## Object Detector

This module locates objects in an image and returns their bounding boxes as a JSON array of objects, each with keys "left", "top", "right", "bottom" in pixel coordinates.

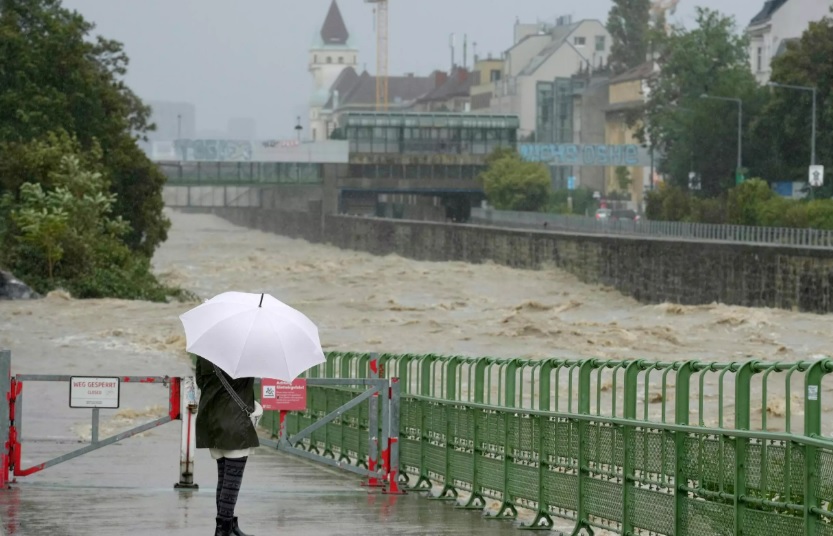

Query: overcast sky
[{"left": 61, "top": 0, "right": 763, "bottom": 139}]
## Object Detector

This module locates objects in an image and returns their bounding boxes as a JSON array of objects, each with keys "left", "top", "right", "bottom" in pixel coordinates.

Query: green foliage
[
  {"left": 0, "top": 138, "right": 180, "bottom": 301},
  {"left": 751, "top": 14, "right": 833, "bottom": 191},
  {"left": 660, "top": 185, "right": 691, "bottom": 221},
  {"left": 644, "top": 188, "right": 664, "bottom": 220},
  {"left": 688, "top": 196, "right": 727, "bottom": 224},
  {"left": 0, "top": 0, "right": 182, "bottom": 302},
  {"left": 547, "top": 188, "right": 598, "bottom": 215},
  {"left": 646, "top": 178, "right": 833, "bottom": 230},
  {"left": 479, "top": 149, "right": 551, "bottom": 212},
  {"left": 0, "top": 0, "right": 170, "bottom": 255},
  {"left": 606, "top": 0, "right": 652, "bottom": 74},
  {"left": 726, "top": 178, "right": 774, "bottom": 225},
  {"left": 615, "top": 166, "right": 632, "bottom": 191},
  {"left": 640, "top": 8, "right": 762, "bottom": 197}
]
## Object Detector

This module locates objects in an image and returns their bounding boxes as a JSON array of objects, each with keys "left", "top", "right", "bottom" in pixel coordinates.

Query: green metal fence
[{"left": 260, "top": 352, "right": 833, "bottom": 535}]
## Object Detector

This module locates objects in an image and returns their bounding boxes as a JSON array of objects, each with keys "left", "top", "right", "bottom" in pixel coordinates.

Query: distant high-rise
[{"left": 146, "top": 101, "right": 196, "bottom": 140}]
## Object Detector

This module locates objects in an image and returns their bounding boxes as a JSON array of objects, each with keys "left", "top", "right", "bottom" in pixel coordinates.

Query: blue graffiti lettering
[
  {"left": 173, "top": 139, "right": 253, "bottom": 162},
  {"left": 609, "top": 145, "right": 623, "bottom": 165},
  {"left": 564, "top": 144, "right": 579, "bottom": 165},
  {"left": 624, "top": 145, "right": 639, "bottom": 166},
  {"left": 519, "top": 143, "right": 644, "bottom": 166}
]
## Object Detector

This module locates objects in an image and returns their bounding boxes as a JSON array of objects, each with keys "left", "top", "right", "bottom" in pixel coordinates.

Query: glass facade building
[
  {"left": 333, "top": 112, "right": 519, "bottom": 155},
  {"left": 535, "top": 77, "right": 587, "bottom": 188},
  {"left": 158, "top": 161, "right": 323, "bottom": 185}
]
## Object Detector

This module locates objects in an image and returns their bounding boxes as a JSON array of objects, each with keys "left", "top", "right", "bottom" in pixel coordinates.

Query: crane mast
[{"left": 366, "top": 0, "right": 389, "bottom": 111}]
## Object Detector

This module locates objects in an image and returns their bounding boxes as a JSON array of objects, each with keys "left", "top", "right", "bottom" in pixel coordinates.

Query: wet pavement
[{"left": 0, "top": 385, "right": 527, "bottom": 536}]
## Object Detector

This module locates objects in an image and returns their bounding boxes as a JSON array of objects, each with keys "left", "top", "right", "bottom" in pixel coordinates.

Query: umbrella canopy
[{"left": 179, "top": 291, "right": 326, "bottom": 381}]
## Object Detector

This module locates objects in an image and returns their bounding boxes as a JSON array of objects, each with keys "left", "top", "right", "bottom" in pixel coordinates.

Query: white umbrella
[{"left": 179, "top": 291, "right": 326, "bottom": 381}]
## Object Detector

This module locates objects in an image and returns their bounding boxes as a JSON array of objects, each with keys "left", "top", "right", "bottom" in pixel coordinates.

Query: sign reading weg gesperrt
[{"left": 70, "top": 377, "right": 120, "bottom": 409}]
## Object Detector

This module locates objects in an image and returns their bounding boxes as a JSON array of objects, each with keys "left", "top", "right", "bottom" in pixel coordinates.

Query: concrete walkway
[{"left": 0, "top": 402, "right": 524, "bottom": 535}]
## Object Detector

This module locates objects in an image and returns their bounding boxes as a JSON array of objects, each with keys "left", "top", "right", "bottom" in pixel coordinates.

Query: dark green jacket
[{"left": 195, "top": 356, "right": 260, "bottom": 450}]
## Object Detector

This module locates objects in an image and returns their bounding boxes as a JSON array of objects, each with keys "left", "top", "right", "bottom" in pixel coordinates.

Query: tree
[
  {"left": 615, "top": 166, "right": 633, "bottom": 191},
  {"left": 0, "top": 143, "right": 178, "bottom": 300},
  {"left": 639, "top": 8, "right": 763, "bottom": 197},
  {"left": 9, "top": 184, "right": 70, "bottom": 281},
  {"left": 0, "top": 0, "right": 169, "bottom": 256},
  {"left": 607, "top": 0, "right": 652, "bottom": 74},
  {"left": 479, "top": 149, "right": 551, "bottom": 212},
  {"left": 750, "top": 14, "right": 833, "bottom": 196}
]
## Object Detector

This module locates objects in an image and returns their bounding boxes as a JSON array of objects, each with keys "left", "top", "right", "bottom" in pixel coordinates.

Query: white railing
[{"left": 470, "top": 208, "right": 833, "bottom": 248}]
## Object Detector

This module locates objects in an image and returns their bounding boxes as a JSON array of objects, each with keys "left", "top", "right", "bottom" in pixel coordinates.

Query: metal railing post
[
  {"left": 0, "top": 350, "right": 10, "bottom": 489},
  {"left": 363, "top": 353, "right": 383, "bottom": 488},
  {"left": 175, "top": 376, "right": 199, "bottom": 490},
  {"left": 384, "top": 378, "right": 404, "bottom": 494},
  {"left": 621, "top": 360, "right": 642, "bottom": 535},
  {"left": 673, "top": 361, "right": 695, "bottom": 536},
  {"left": 733, "top": 361, "right": 756, "bottom": 536},
  {"left": 574, "top": 359, "right": 594, "bottom": 533},
  {"left": 803, "top": 360, "right": 829, "bottom": 536}
]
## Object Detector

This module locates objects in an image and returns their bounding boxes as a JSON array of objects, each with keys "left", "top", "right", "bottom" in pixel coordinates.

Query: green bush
[
  {"left": 644, "top": 177, "right": 833, "bottom": 231},
  {"left": 726, "top": 179, "right": 774, "bottom": 225},
  {"left": 0, "top": 139, "right": 186, "bottom": 302},
  {"left": 547, "top": 188, "right": 597, "bottom": 215},
  {"left": 688, "top": 196, "right": 727, "bottom": 224},
  {"left": 480, "top": 148, "right": 551, "bottom": 212},
  {"left": 661, "top": 186, "right": 691, "bottom": 221}
]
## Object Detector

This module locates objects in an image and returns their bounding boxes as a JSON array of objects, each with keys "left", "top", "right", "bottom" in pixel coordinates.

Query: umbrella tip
[{"left": 259, "top": 293, "right": 264, "bottom": 308}]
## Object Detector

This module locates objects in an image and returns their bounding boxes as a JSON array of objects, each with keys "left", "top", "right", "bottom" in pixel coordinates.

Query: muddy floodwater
[{"left": 2, "top": 209, "right": 832, "bottom": 436}]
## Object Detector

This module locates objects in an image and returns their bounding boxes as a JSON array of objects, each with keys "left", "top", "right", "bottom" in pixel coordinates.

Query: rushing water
[{"left": 2, "top": 209, "right": 832, "bottom": 436}]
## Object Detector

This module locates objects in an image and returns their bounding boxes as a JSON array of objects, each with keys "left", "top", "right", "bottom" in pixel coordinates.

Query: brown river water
[{"left": 1, "top": 209, "right": 831, "bottom": 437}]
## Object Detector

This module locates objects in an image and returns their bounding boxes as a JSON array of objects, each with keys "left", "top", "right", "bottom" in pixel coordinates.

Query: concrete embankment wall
[{"left": 204, "top": 207, "right": 833, "bottom": 313}]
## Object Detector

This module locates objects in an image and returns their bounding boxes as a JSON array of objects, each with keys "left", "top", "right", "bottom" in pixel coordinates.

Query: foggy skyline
[{"left": 62, "top": 0, "right": 765, "bottom": 139}]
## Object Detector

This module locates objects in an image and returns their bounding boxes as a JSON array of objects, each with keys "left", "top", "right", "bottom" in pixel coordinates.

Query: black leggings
[{"left": 216, "top": 456, "right": 248, "bottom": 520}]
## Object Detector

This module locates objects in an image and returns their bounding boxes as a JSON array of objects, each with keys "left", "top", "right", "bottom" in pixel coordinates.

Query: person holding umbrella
[
  {"left": 195, "top": 354, "right": 260, "bottom": 536},
  {"left": 180, "top": 291, "right": 327, "bottom": 536}
]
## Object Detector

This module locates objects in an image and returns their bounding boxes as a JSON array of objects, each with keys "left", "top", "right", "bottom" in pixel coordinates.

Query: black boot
[
  {"left": 214, "top": 517, "right": 233, "bottom": 536},
  {"left": 232, "top": 517, "right": 253, "bottom": 536}
]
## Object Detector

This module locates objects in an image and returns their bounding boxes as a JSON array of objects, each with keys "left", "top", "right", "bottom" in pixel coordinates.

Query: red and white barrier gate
[{"left": 0, "top": 350, "right": 197, "bottom": 489}]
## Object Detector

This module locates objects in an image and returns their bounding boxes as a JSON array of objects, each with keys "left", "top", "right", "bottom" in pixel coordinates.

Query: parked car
[
  {"left": 594, "top": 208, "right": 612, "bottom": 221},
  {"left": 611, "top": 209, "right": 641, "bottom": 222}
]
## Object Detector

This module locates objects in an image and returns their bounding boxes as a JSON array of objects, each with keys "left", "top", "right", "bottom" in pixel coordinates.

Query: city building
[
  {"left": 322, "top": 69, "right": 437, "bottom": 126},
  {"left": 411, "top": 67, "right": 474, "bottom": 113},
  {"left": 746, "top": 0, "right": 833, "bottom": 83},
  {"left": 604, "top": 61, "right": 659, "bottom": 207},
  {"left": 469, "top": 56, "right": 504, "bottom": 111},
  {"left": 490, "top": 17, "right": 612, "bottom": 138},
  {"left": 330, "top": 111, "right": 518, "bottom": 220}
]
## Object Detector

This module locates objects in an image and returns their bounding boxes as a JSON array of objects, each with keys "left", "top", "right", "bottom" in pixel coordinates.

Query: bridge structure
[
  {"left": 1, "top": 346, "right": 832, "bottom": 534},
  {"left": 157, "top": 112, "right": 519, "bottom": 222}
]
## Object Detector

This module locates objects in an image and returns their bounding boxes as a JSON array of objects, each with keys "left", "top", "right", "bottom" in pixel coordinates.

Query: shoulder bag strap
[{"left": 213, "top": 364, "right": 253, "bottom": 417}]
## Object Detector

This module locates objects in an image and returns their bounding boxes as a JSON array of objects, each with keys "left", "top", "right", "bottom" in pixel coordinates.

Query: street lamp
[
  {"left": 700, "top": 94, "right": 743, "bottom": 182},
  {"left": 295, "top": 116, "right": 303, "bottom": 142},
  {"left": 767, "top": 81, "right": 817, "bottom": 166}
]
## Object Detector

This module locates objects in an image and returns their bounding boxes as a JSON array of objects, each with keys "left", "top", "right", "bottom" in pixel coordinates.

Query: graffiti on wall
[
  {"left": 519, "top": 144, "right": 650, "bottom": 167},
  {"left": 261, "top": 140, "right": 300, "bottom": 148},
  {"left": 174, "top": 139, "right": 253, "bottom": 162}
]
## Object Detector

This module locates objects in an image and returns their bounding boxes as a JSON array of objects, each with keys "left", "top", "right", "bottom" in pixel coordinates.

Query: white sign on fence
[
  {"left": 809, "top": 165, "right": 825, "bottom": 187},
  {"left": 70, "top": 377, "right": 120, "bottom": 409}
]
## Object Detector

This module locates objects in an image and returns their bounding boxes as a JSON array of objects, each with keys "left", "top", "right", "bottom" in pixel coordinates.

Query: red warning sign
[{"left": 260, "top": 379, "right": 307, "bottom": 411}]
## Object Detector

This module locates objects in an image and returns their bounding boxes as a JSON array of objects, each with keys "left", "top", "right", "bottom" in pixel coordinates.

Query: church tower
[{"left": 309, "top": 0, "right": 358, "bottom": 140}]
